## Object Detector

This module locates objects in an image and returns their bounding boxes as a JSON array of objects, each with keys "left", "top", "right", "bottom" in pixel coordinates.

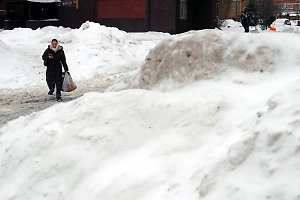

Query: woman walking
[{"left": 42, "top": 39, "right": 69, "bottom": 101}]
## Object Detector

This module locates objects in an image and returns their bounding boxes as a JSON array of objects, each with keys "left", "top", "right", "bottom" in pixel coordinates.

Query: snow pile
[
  {"left": 2, "top": 21, "right": 300, "bottom": 200},
  {"left": 222, "top": 19, "right": 241, "bottom": 28},
  {"left": 135, "top": 30, "right": 300, "bottom": 90},
  {"left": 0, "top": 22, "right": 167, "bottom": 89},
  {"left": 278, "top": 26, "right": 300, "bottom": 34},
  {"left": 272, "top": 18, "right": 300, "bottom": 33},
  {"left": 205, "top": 81, "right": 300, "bottom": 199},
  {"left": 2, "top": 76, "right": 300, "bottom": 199},
  {"left": 0, "top": 39, "right": 42, "bottom": 89},
  {"left": 219, "top": 19, "right": 244, "bottom": 33},
  {"left": 67, "top": 22, "right": 149, "bottom": 76}
]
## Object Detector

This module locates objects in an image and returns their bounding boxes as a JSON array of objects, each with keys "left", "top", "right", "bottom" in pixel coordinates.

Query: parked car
[{"left": 284, "top": 20, "right": 291, "bottom": 25}]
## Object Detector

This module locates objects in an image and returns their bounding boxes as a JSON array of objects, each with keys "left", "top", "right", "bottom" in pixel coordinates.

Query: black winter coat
[
  {"left": 42, "top": 46, "right": 69, "bottom": 78},
  {"left": 241, "top": 14, "right": 249, "bottom": 27}
]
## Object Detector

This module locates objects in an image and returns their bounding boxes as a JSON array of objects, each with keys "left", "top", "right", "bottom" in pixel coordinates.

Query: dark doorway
[
  {"left": 191, "top": 0, "right": 216, "bottom": 30},
  {"left": 6, "top": 2, "right": 28, "bottom": 20},
  {"left": 148, "top": 0, "right": 176, "bottom": 33},
  {"left": 30, "top": 2, "right": 58, "bottom": 20},
  {"left": 176, "top": 0, "right": 216, "bottom": 33}
]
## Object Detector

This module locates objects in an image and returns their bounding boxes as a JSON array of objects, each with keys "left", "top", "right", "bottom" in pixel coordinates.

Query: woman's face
[{"left": 51, "top": 41, "right": 58, "bottom": 48}]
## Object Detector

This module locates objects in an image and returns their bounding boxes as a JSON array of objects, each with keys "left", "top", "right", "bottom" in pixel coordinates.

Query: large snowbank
[
  {"left": 2, "top": 19, "right": 300, "bottom": 200},
  {"left": 0, "top": 22, "right": 168, "bottom": 89},
  {"left": 0, "top": 39, "right": 42, "bottom": 88},
  {"left": 2, "top": 75, "right": 300, "bottom": 199},
  {"left": 109, "top": 30, "right": 300, "bottom": 91}
]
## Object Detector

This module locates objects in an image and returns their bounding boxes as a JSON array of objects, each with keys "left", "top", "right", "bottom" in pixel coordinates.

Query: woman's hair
[{"left": 51, "top": 39, "right": 58, "bottom": 43}]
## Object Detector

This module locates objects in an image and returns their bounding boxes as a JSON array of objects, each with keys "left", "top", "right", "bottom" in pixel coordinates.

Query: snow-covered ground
[
  {"left": 1, "top": 21, "right": 300, "bottom": 200},
  {"left": 220, "top": 18, "right": 300, "bottom": 33},
  {"left": 0, "top": 22, "right": 170, "bottom": 90}
]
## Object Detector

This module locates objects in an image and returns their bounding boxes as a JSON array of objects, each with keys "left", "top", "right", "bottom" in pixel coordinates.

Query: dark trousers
[
  {"left": 243, "top": 26, "right": 250, "bottom": 33},
  {"left": 46, "top": 71, "right": 62, "bottom": 96}
]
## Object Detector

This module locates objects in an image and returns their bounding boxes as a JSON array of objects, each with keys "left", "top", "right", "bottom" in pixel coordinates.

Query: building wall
[
  {"left": 58, "top": 0, "right": 216, "bottom": 33},
  {"left": 149, "top": 0, "right": 176, "bottom": 33},
  {"left": 0, "top": 2, "right": 5, "bottom": 28},
  {"left": 98, "top": 0, "right": 146, "bottom": 18},
  {"left": 228, "top": 0, "right": 247, "bottom": 19},
  {"left": 96, "top": 0, "right": 148, "bottom": 32},
  {"left": 281, "top": 0, "right": 300, "bottom": 13},
  {"left": 176, "top": 0, "right": 217, "bottom": 33},
  {"left": 58, "top": 0, "right": 94, "bottom": 28}
]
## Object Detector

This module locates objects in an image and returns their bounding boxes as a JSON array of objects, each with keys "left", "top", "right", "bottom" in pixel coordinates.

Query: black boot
[
  {"left": 48, "top": 90, "right": 54, "bottom": 95},
  {"left": 56, "top": 91, "right": 62, "bottom": 101}
]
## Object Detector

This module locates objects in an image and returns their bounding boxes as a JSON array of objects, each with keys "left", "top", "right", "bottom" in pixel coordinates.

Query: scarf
[{"left": 50, "top": 44, "right": 61, "bottom": 53}]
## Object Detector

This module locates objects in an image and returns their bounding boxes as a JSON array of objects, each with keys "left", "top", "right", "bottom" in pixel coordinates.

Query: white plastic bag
[{"left": 62, "top": 73, "right": 77, "bottom": 92}]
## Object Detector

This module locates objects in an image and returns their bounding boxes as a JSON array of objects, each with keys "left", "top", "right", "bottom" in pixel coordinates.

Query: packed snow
[{"left": 1, "top": 21, "right": 300, "bottom": 200}]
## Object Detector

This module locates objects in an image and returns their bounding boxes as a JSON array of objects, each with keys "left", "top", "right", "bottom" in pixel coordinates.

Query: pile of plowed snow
[
  {"left": 0, "top": 22, "right": 168, "bottom": 89},
  {"left": 0, "top": 39, "right": 42, "bottom": 89},
  {"left": 127, "top": 30, "right": 300, "bottom": 90},
  {"left": 272, "top": 19, "right": 300, "bottom": 33},
  {"left": 2, "top": 77, "right": 300, "bottom": 199},
  {"left": 222, "top": 19, "right": 242, "bottom": 28},
  {"left": 279, "top": 26, "right": 300, "bottom": 34},
  {"left": 2, "top": 24, "right": 300, "bottom": 200}
]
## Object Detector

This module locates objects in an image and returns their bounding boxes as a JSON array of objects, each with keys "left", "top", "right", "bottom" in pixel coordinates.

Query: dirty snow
[{"left": 108, "top": 29, "right": 300, "bottom": 91}]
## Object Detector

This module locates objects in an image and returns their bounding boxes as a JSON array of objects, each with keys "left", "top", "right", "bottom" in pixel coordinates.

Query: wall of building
[
  {"left": 96, "top": 0, "right": 148, "bottom": 32},
  {"left": 98, "top": 0, "right": 146, "bottom": 18},
  {"left": 57, "top": 0, "right": 216, "bottom": 33},
  {"left": 58, "top": 0, "right": 94, "bottom": 28},
  {"left": 149, "top": 0, "right": 176, "bottom": 33},
  {"left": 0, "top": 2, "right": 5, "bottom": 28},
  {"left": 228, "top": 0, "right": 247, "bottom": 20},
  {"left": 281, "top": 0, "right": 300, "bottom": 13}
]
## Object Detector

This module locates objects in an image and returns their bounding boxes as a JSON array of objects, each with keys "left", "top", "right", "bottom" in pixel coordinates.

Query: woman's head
[{"left": 51, "top": 39, "right": 58, "bottom": 48}]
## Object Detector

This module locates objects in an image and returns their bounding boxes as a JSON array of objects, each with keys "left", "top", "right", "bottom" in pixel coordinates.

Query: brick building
[
  {"left": 228, "top": 0, "right": 247, "bottom": 19},
  {"left": 0, "top": 0, "right": 218, "bottom": 33},
  {"left": 280, "top": 0, "right": 300, "bottom": 13},
  {"left": 0, "top": 0, "right": 60, "bottom": 29},
  {"left": 59, "top": 0, "right": 218, "bottom": 34}
]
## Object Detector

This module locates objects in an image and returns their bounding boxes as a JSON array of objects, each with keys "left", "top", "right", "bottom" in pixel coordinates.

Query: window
[
  {"left": 232, "top": 0, "right": 239, "bottom": 9},
  {"left": 180, "top": 0, "right": 187, "bottom": 20},
  {"left": 282, "top": 4, "right": 293, "bottom": 10}
]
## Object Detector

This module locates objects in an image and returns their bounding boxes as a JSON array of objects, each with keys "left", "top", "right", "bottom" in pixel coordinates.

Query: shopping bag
[{"left": 62, "top": 73, "right": 77, "bottom": 92}]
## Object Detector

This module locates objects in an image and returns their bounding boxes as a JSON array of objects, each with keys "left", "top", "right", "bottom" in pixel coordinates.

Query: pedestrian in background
[{"left": 241, "top": 11, "right": 249, "bottom": 33}]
